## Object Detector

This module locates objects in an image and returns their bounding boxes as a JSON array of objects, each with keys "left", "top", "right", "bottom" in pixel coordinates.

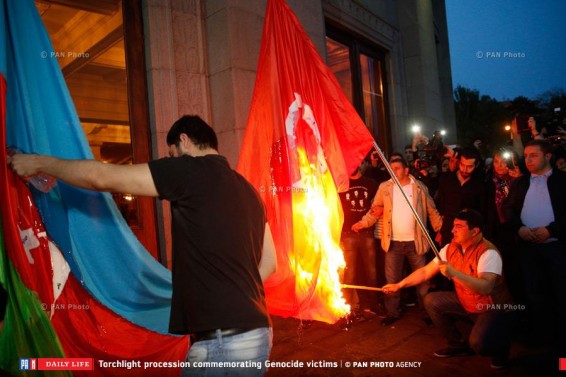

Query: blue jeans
[
  {"left": 182, "top": 327, "right": 272, "bottom": 377},
  {"left": 424, "top": 291, "right": 511, "bottom": 356},
  {"left": 384, "top": 241, "right": 429, "bottom": 317},
  {"left": 340, "top": 233, "right": 377, "bottom": 309}
]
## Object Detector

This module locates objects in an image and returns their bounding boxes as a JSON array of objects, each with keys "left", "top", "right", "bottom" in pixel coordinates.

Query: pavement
[{"left": 266, "top": 305, "right": 564, "bottom": 377}]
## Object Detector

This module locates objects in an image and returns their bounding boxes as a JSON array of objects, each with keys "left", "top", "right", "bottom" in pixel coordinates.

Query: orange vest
[{"left": 446, "top": 237, "right": 512, "bottom": 313}]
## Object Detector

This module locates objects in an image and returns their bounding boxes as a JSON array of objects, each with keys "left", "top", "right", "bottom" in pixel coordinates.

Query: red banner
[{"left": 238, "top": 0, "right": 374, "bottom": 322}]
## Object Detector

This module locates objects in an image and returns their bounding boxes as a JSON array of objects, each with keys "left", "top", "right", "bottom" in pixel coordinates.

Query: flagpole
[{"left": 371, "top": 142, "right": 442, "bottom": 260}]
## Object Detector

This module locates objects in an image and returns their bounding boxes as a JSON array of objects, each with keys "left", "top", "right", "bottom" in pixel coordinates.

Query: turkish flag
[{"left": 238, "top": 0, "right": 374, "bottom": 322}]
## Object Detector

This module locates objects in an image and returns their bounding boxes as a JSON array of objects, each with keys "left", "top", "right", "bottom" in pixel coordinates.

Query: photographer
[
  {"left": 364, "top": 151, "right": 390, "bottom": 185},
  {"left": 411, "top": 158, "right": 435, "bottom": 196}
]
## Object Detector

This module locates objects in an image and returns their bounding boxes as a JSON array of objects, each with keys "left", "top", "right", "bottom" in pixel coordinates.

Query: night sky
[{"left": 445, "top": 0, "right": 566, "bottom": 101}]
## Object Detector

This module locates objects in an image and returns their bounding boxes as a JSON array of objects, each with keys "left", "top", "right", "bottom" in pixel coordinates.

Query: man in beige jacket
[{"left": 353, "top": 157, "right": 442, "bottom": 325}]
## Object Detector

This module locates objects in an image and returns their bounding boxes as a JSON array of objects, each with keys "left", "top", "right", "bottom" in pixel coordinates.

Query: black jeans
[
  {"left": 423, "top": 291, "right": 511, "bottom": 356},
  {"left": 341, "top": 232, "right": 377, "bottom": 310},
  {"left": 519, "top": 240, "right": 566, "bottom": 345}
]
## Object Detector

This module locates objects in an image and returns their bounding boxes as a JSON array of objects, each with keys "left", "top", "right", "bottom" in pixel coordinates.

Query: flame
[{"left": 290, "top": 148, "right": 350, "bottom": 322}]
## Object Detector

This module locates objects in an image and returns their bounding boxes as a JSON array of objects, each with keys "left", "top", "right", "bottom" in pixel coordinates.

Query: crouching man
[{"left": 382, "top": 209, "right": 513, "bottom": 369}]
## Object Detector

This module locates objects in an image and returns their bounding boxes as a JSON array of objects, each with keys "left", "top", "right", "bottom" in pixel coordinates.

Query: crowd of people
[
  {"left": 5, "top": 113, "right": 565, "bottom": 374},
  {"left": 340, "top": 117, "right": 566, "bottom": 368}
]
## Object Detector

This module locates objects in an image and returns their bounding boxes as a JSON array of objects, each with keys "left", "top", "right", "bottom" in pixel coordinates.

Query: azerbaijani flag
[
  {"left": 238, "top": 0, "right": 374, "bottom": 323},
  {"left": 0, "top": 0, "right": 187, "bottom": 375}
]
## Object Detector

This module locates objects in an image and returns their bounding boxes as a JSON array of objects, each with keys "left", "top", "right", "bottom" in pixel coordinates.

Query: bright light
[
  {"left": 440, "top": 130, "right": 446, "bottom": 136},
  {"left": 502, "top": 151, "right": 511, "bottom": 160},
  {"left": 123, "top": 194, "right": 134, "bottom": 201},
  {"left": 411, "top": 125, "right": 421, "bottom": 134},
  {"left": 504, "top": 125, "right": 511, "bottom": 131}
]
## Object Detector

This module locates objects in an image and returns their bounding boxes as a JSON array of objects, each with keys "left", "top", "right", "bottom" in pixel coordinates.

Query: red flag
[{"left": 238, "top": 0, "right": 374, "bottom": 322}]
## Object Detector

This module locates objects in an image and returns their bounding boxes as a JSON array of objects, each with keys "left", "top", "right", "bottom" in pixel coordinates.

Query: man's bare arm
[
  {"left": 9, "top": 154, "right": 158, "bottom": 197},
  {"left": 259, "top": 223, "right": 277, "bottom": 282}
]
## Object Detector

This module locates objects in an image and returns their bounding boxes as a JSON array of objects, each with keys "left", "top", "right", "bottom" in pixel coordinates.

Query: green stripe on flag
[{"left": 0, "top": 217, "right": 72, "bottom": 377}]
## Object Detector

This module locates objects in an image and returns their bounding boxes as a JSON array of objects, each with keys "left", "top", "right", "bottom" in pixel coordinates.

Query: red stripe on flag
[{"left": 4, "top": 172, "right": 189, "bottom": 376}]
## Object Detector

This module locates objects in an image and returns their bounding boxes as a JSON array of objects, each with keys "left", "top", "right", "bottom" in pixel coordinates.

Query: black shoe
[
  {"left": 490, "top": 355, "right": 509, "bottom": 369},
  {"left": 381, "top": 316, "right": 398, "bottom": 326},
  {"left": 433, "top": 346, "right": 474, "bottom": 358}
]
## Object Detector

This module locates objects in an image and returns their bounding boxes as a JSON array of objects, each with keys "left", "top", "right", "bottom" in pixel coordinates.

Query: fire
[{"left": 290, "top": 148, "right": 350, "bottom": 323}]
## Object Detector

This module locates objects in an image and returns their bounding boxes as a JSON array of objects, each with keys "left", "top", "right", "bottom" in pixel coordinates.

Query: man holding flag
[{"left": 9, "top": 115, "right": 277, "bottom": 377}]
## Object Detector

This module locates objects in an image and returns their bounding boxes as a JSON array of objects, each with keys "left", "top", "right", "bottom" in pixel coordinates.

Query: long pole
[
  {"left": 371, "top": 141, "right": 441, "bottom": 260},
  {"left": 341, "top": 284, "right": 382, "bottom": 292}
]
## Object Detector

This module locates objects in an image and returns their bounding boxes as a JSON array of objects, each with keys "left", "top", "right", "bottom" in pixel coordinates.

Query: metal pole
[{"left": 371, "top": 141, "right": 442, "bottom": 260}]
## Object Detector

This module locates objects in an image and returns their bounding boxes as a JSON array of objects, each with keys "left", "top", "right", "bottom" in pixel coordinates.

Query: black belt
[{"left": 190, "top": 328, "right": 250, "bottom": 343}]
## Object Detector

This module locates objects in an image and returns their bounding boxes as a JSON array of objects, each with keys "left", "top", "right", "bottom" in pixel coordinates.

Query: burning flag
[{"left": 238, "top": 0, "right": 375, "bottom": 323}]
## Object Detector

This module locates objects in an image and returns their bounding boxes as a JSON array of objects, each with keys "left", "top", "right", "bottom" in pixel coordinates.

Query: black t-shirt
[
  {"left": 148, "top": 155, "right": 270, "bottom": 334},
  {"left": 339, "top": 176, "right": 379, "bottom": 235},
  {"left": 436, "top": 171, "right": 486, "bottom": 245}
]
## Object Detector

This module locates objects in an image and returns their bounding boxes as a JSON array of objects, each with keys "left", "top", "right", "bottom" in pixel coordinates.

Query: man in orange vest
[{"left": 383, "top": 209, "right": 513, "bottom": 369}]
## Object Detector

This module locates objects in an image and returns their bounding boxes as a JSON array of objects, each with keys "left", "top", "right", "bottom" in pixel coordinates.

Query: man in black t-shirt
[
  {"left": 339, "top": 168, "right": 378, "bottom": 314},
  {"left": 10, "top": 115, "right": 277, "bottom": 377}
]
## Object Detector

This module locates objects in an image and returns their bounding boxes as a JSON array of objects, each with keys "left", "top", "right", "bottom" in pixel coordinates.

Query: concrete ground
[{"left": 266, "top": 305, "right": 564, "bottom": 377}]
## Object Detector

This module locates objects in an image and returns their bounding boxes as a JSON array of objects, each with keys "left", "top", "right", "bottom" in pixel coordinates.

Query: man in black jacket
[
  {"left": 503, "top": 140, "right": 566, "bottom": 351},
  {"left": 435, "top": 147, "right": 485, "bottom": 246}
]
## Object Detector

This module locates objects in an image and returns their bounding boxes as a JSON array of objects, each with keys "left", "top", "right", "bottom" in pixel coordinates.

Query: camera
[{"left": 415, "top": 159, "right": 429, "bottom": 170}]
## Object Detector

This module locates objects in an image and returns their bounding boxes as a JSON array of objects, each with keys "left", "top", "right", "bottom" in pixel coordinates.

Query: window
[
  {"left": 36, "top": 0, "right": 159, "bottom": 259},
  {"left": 326, "top": 25, "right": 391, "bottom": 155}
]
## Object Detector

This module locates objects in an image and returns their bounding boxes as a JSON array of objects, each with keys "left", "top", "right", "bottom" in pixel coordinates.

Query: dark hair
[
  {"left": 454, "top": 208, "right": 484, "bottom": 233},
  {"left": 460, "top": 146, "right": 481, "bottom": 163},
  {"left": 167, "top": 115, "right": 218, "bottom": 151},
  {"left": 389, "top": 152, "right": 404, "bottom": 161},
  {"left": 555, "top": 147, "right": 566, "bottom": 161},
  {"left": 389, "top": 157, "right": 408, "bottom": 168},
  {"left": 524, "top": 139, "right": 552, "bottom": 155}
]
